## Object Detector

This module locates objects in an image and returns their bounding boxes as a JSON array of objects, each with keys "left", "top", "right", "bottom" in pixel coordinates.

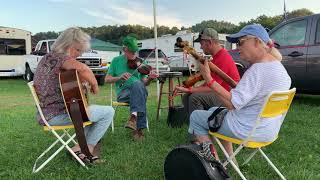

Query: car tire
[
  {"left": 97, "top": 75, "right": 105, "bottom": 86},
  {"left": 25, "top": 65, "right": 34, "bottom": 82}
]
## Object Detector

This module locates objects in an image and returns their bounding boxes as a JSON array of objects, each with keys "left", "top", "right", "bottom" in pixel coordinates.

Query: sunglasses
[{"left": 236, "top": 37, "right": 255, "bottom": 46}]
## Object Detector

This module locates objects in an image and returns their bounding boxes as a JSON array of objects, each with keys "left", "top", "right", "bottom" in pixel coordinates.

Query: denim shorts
[{"left": 188, "top": 107, "right": 237, "bottom": 138}]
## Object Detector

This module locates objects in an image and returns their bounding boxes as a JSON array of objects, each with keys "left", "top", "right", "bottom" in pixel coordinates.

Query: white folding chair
[
  {"left": 28, "top": 81, "right": 92, "bottom": 173},
  {"left": 110, "top": 83, "right": 149, "bottom": 133},
  {"left": 209, "top": 88, "right": 296, "bottom": 180}
]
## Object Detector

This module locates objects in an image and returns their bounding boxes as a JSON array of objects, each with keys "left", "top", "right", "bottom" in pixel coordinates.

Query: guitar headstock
[
  {"left": 175, "top": 37, "right": 195, "bottom": 55},
  {"left": 175, "top": 37, "right": 203, "bottom": 63}
]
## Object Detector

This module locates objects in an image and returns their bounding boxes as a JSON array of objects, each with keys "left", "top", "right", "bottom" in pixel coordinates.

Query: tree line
[{"left": 32, "top": 8, "right": 314, "bottom": 46}]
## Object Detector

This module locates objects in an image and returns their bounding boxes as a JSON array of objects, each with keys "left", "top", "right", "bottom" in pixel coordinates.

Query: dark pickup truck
[{"left": 230, "top": 13, "right": 320, "bottom": 94}]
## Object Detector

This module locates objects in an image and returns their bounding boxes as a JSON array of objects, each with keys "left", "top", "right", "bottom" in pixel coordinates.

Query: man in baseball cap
[
  {"left": 175, "top": 27, "right": 240, "bottom": 121},
  {"left": 194, "top": 28, "right": 219, "bottom": 42},
  {"left": 105, "top": 35, "right": 157, "bottom": 141},
  {"left": 122, "top": 35, "right": 139, "bottom": 53}
]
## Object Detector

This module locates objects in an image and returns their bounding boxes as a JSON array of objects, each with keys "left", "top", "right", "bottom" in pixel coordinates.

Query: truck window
[
  {"left": 48, "top": 41, "right": 55, "bottom": 51},
  {"left": 316, "top": 19, "right": 320, "bottom": 44},
  {"left": 139, "top": 49, "right": 164, "bottom": 58},
  {"left": 270, "top": 20, "right": 307, "bottom": 46},
  {"left": 0, "top": 38, "right": 26, "bottom": 55},
  {"left": 40, "top": 42, "right": 47, "bottom": 52}
]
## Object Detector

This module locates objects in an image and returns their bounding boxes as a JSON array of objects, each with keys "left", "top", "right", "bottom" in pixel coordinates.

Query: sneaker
[
  {"left": 197, "top": 141, "right": 217, "bottom": 162},
  {"left": 132, "top": 129, "right": 144, "bottom": 141},
  {"left": 124, "top": 114, "right": 137, "bottom": 130}
]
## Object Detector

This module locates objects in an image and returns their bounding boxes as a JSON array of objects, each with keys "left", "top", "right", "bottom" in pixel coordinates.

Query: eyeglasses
[{"left": 237, "top": 37, "right": 255, "bottom": 47}]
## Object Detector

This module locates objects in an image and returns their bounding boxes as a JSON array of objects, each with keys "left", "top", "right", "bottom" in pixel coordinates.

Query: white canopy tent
[{"left": 153, "top": 0, "right": 160, "bottom": 102}]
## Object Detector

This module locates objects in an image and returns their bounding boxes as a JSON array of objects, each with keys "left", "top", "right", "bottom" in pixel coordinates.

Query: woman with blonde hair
[
  {"left": 33, "top": 27, "right": 114, "bottom": 164},
  {"left": 188, "top": 24, "right": 291, "bottom": 162}
]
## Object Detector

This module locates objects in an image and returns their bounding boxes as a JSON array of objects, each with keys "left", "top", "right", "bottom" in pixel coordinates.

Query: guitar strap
[{"left": 69, "top": 98, "right": 93, "bottom": 159}]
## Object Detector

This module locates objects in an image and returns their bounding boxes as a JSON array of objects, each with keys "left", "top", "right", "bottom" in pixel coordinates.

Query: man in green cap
[{"left": 105, "top": 35, "right": 158, "bottom": 140}]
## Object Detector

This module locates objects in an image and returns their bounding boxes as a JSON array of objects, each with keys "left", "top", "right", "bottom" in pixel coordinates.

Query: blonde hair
[
  {"left": 264, "top": 39, "right": 282, "bottom": 61},
  {"left": 247, "top": 35, "right": 282, "bottom": 61},
  {"left": 51, "top": 27, "right": 91, "bottom": 54}
]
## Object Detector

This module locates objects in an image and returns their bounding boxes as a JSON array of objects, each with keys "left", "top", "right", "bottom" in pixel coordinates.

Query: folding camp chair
[
  {"left": 28, "top": 81, "right": 92, "bottom": 173},
  {"left": 209, "top": 88, "right": 296, "bottom": 180},
  {"left": 110, "top": 83, "right": 149, "bottom": 133}
]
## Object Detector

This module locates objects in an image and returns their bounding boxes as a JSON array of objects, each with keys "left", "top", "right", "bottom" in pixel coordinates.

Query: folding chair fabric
[{"left": 209, "top": 88, "right": 296, "bottom": 180}]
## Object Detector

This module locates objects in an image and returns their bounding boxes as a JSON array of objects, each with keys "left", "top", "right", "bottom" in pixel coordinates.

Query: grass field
[{"left": 0, "top": 78, "right": 320, "bottom": 180}]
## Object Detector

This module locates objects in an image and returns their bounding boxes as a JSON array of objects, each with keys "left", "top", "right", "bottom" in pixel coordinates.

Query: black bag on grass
[
  {"left": 167, "top": 105, "right": 188, "bottom": 128},
  {"left": 164, "top": 144, "right": 231, "bottom": 180}
]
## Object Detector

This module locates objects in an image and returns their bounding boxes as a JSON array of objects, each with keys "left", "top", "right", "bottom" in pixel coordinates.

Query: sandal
[
  {"left": 66, "top": 150, "right": 90, "bottom": 164},
  {"left": 88, "top": 156, "right": 106, "bottom": 164}
]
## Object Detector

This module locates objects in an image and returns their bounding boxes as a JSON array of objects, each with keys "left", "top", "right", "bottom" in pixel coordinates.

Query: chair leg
[
  {"left": 214, "top": 137, "right": 247, "bottom": 180},
  {"left": 146, "top": 118, "right": 149, "bottom": 132},
  {"left": 33, "top": 137, "right": 62, "bottom": 173},
  {"left": 242, "top": 149, "right": 259, "bottom": 166},
  {"left": 64, "top": 129, "right": 77, "bottom": 145},
  {"left": 258, "top": 148, "right": 286, "bottom": 180},
  {"left": 33, "top": 131, "right": 87, "bottom": 173},
  {"left": 111, "top": 106, "right": 118, "bottom": 133}
]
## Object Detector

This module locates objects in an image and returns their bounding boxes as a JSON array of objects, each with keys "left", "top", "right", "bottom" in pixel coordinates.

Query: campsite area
[{"left": 1, "top": 78, "right": 319, "bottom": 179}]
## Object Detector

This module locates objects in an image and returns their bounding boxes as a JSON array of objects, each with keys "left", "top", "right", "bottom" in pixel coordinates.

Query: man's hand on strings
[
  {"left": 120, "top": 72, "right": 132, "bottom": 80},
  {"left": 148, "top": 72, "right": 159, "bottom": 80}
]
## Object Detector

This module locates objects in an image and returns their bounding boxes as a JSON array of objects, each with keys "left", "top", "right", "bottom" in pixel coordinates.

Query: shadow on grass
[
  {"left": 0, "top": 76, "right": 24, "bottom": 80},
  {"left": 293, "top": 94, "right": 320, "bottom": 106}
]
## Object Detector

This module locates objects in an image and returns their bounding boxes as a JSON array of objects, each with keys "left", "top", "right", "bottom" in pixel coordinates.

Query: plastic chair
[
  {"left": 110, "top": 83, "right": 149, "bottom": 132},
  {"left": 209, "top": 88, "right": 296, "bottom": 180},
  {"left": 28, "top": 81, "right": 92, "bottom": 173}
]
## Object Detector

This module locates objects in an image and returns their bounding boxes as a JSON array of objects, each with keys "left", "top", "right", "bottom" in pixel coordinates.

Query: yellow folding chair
[
  {"left": 28, "top": 81, "right": 92, "bottom": 173},
  {"left": 110, "top": 83, "right": 149, "bottom": 133},
  {"left": 209, "top": 88, "right": 296, "bottom": 180}
]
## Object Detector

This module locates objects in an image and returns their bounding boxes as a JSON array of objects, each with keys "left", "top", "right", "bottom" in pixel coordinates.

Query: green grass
[{"left": 0, "top": 78, "right": 320, "bottom": 180}]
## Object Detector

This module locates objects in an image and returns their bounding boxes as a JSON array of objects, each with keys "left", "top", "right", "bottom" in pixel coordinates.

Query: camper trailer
[
  {"left": 0, "top": 27, "right": 32, "bottom": 77},
  {"left": 138, "top": 30, "right": 232, "bottom": 73}
]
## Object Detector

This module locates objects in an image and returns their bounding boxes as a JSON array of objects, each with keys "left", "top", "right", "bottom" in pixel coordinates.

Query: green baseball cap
[
  {"left": 122, "top": 36, "right": 139, "bottom": 52},
  {"left": 194, "top": 28, "right": 219, "bottom": 42}
]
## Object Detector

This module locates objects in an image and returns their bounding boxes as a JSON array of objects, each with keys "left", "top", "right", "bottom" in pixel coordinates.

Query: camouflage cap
[
  {"left": 122, "top": 36, "right": 139, "bottom": 52},
  {"left": 194, "top": 28, "right": 219, "bottom": 42}
]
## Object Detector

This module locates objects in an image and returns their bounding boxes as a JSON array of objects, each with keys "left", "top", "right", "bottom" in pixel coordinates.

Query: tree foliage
[{"left": 32, "top": 8, "right": 314, "bottom": 45}]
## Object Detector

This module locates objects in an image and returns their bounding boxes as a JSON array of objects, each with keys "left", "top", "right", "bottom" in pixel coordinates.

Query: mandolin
[{"left": 175, "top": 39, "right": 237, "bottom": 88}]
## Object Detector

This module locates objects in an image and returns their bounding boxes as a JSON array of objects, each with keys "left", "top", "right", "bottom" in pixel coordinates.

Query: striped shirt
[{"left": 224, "top": 61, "right": 291, "bottom": 142}]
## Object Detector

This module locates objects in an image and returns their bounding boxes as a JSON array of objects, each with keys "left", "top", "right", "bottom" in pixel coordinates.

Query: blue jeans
[
  {"left": 117, "top": 80, "right": 148, "bottom": 129},
  {"left": 188, "top": 107, "right": 237, "bottom": 138},
  {"left": 48, "top": 105, "right": 114, "bottom": 145}
]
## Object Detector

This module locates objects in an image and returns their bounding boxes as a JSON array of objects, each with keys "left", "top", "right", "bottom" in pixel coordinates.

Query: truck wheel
[
  {"left": 25, "top": 66, "right": 34, "bottom": 82},
  {"left": 97, "top": 75, "right": 105, "bottom": 86}
]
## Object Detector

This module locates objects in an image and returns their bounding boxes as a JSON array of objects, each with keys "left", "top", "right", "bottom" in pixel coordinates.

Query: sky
[{"left": 1, "top": 0, "right": 320, "bottom": 34}]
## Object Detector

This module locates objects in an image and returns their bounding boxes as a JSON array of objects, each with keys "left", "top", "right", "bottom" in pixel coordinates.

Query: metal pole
[{"left": 153, "top": 0, "right": 160, "bottom": 101}]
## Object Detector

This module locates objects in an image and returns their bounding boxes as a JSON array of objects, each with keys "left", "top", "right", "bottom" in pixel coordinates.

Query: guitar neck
[{"left": 188, "top": 48, "right": 237, "bottom": 88}]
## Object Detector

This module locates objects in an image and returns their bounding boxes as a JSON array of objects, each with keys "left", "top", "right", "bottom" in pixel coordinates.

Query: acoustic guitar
[{"left": 59, "top": 69, "right": 93, "bottom": 159}]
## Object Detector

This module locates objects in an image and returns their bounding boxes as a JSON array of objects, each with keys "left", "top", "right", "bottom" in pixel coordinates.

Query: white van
[{"left": 0, "top": 27, "right": 32, "bottom": 76}]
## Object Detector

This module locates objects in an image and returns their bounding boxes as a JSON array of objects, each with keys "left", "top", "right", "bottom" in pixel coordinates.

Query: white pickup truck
[{"left": 23, "top": 39, "right": 108, "bottom": 85}]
